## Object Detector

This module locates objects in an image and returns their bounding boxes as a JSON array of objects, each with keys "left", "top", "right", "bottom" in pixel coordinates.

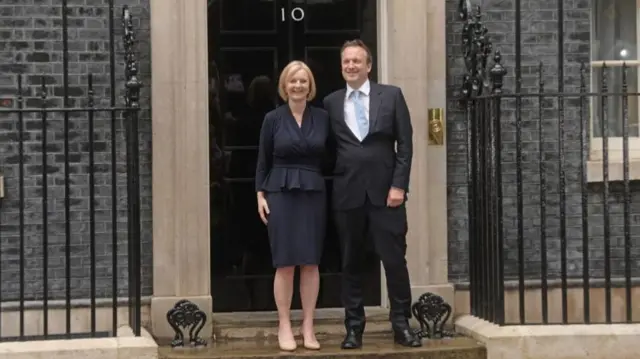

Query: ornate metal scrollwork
[
  {"left": 167, "top": 300, "right": 208, "bottom": 348},
  {"left": 459, "top": 0, "right": 508, "bottom": 101},
  {"left": 411, "top": 292, "right": 454, "bottom": 339},
  {"left": 122, "top": 6, "right": 141, "bottom": 108}
]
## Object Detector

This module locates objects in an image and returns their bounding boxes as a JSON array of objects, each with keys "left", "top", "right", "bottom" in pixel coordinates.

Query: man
[{"left": 323, "top": 39, "right": 421, "bottom": 349}]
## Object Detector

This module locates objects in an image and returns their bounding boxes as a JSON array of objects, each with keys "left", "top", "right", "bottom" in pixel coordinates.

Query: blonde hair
[{"left": 277, "top": 61, "right": 317, "bottom": 101}]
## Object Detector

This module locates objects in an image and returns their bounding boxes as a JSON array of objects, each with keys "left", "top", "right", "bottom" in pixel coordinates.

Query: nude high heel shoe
[
  {"left": 300, "top": 331, "right": 320, "bottom": 350},
  {"left": 302, "top": 338, "right": 321, "bottom": 350},
  {"left": 278, "top": 332, "right": 297, "bottom": 352}
]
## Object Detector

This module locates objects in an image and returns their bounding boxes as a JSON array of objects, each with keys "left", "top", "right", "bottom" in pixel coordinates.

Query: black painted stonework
[
  {"left": 0, "top": 0, "right": 151, "bottom": 300},
  {"left": 446, "top": 0, "right": 640, "bottom": 283}
]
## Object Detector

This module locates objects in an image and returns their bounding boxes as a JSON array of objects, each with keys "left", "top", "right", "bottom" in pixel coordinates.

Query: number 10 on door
[{"left": 281, "top": 7, "right": 305, "bottom": 22}]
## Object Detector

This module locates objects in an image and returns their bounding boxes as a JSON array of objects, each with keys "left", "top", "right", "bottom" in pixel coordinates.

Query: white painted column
[
  {"left": 149, "top": 0, "right": 212, "bottom": 339},
  {"left": 381, "top": 0, "right": 453, "bottom": 312}
]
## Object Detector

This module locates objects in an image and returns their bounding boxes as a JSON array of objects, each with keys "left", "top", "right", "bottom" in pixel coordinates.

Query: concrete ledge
[
  {"left": 0, "top": 301, "right": 151, "bottom": 338},
  {"left": 0, "top": 326, "right": 158, "bottom": 359},
  {"left": 455, "top": 314, "right": 640, "bottom": 359},
  {"left": 453, "top": 285, "right": 640, "bottom": 323},
  {"left": 587, "top": 159, "right": 640, "bottom": 182}
]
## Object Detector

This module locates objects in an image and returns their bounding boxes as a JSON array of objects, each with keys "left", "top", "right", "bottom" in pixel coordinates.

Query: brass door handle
[{"left": 428, "top": 108, "right": 445, "bottom": 145}]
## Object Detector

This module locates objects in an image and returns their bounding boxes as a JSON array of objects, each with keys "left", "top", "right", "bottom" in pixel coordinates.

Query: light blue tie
[{"left": 351, "top": 90, "right": 369, "bottom": 140}]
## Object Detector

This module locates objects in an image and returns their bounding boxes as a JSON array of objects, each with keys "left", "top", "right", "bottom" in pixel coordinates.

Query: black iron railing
[
  {"left": 0, "top": 3, "right": 143, "bottom": 340},
  {"left": 469, "top": 67, "right": 640, "bottom": 326},
  {"left": 461, "top": 0, "right": 640, "bottom": 325},
  {"left": 123, "top": 4, "right": 143, "bottom": 337}
]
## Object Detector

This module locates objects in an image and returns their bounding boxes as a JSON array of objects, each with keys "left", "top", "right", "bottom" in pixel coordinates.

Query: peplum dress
[{"left": 255, "top": 104, "right": 329, "bottom": 268}]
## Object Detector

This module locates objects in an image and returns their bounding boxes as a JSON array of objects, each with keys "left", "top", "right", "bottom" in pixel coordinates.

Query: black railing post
[
  {"left": 622, "top": 63, "right": 632, "bottom": 323},
  {"left": 61, "top": 0, "right": 73, "bottom": 338},
  {"left": 557, "top": 0, "right": 568, "bottom": 323},
  {"left": 489, "top": 52, "right": 506, "bottom": 325},
  {"left": 514, "top": 0, "right": 524, "bottom": 326},
  {"left": 459, "top": 0, "right": 502, "bottom": 322},
  {"left": 16, "top": 74, "right": 25, "bottom": 340},
  {"left": 578, "top": 63, "right": 590, "bottom": 324},
  {"left": 108, "top": 0, "right": 119, "bottom": 336},
  {"left": 599, "top": 64, "right": 612, "bottom": 324},
  {"left": 537, "top": 62, "right": 549, "bottom": 324},
  {"left": 39, "top": 76, "right": 50, "bottom": 338},
  {"left": 122, "top": 5, "right": 142, "bottom": 337},
  {"left": 87, "top": 73, "right": 97, "bottom": 336}
]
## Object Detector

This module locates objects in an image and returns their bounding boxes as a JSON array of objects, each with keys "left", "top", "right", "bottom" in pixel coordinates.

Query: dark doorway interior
[{"left": 208, "top": 0, "right": 380, "bottom": 312}]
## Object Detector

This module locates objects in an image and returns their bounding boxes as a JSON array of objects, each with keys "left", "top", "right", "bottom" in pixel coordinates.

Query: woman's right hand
[{"left": 257, "top": 192, "right": 270, "bottom": 224}]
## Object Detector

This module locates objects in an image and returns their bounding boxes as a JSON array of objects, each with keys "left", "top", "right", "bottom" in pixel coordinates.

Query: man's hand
[{"left": 386, "top": 187, "right": 405, "bottom": 207}]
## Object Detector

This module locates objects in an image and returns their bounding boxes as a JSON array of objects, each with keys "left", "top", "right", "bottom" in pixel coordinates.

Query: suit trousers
[{"left": 334, "top": 198, "right": 412, "bottom": 331}]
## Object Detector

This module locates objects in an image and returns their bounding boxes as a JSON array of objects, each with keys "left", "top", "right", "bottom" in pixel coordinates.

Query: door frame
[
  {"left": 148, "top": 0, "right": 398, "bottom": 339},
  {"left": 376, "top": 0, "right": 390, "bottom": 309},
  {"left": 149, "top": 0, "right": 454, "bottom": 340}
]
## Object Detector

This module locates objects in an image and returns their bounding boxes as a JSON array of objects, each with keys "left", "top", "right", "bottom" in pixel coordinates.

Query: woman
[{"left": 255, "top": 61, "right": 328, "bottom": 351}]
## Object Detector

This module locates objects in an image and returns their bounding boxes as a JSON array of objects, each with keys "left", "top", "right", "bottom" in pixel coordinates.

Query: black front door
[{"left": 208, "top": 0, "right": 380, "bottom": 312}]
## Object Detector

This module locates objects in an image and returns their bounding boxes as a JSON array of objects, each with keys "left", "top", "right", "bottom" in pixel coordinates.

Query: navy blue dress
[{"left": 255, "top": 104, "right": 329, "bottom": 268}]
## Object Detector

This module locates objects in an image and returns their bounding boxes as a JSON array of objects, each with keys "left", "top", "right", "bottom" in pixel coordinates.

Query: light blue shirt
[{"left": 344, "top": 80, "right": 370, "bottom": 141}]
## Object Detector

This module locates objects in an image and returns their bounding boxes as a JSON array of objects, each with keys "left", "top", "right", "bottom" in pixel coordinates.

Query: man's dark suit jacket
[{"left": 323, "top": 82, "right": 413, "bottom": 211}]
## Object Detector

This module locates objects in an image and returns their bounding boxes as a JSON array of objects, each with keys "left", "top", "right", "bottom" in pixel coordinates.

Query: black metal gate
[
  {"left": 461, "top": 0, "right": 640, "bottom": 325},
  {"left": 0, "top": 3, "right": 143, "bottom": 340}
]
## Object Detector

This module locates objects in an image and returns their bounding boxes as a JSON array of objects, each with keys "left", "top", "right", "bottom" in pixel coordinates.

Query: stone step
[
  {"left": 211, "top": 308, "right": 394, "bottom": 341},
  {"left": 159, "top": 334, "right": 486, "bottom": 359}
]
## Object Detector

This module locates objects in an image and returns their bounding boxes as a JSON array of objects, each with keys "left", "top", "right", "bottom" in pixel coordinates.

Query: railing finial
[
  {"left": 122, "top": 5, "right": 141, "bottom": 109},
  {"left": 490, "top": 51, "right": 507, "bottom": 94},
  {"left": 459, "top": 2, "right": 506, "bottom": 100}
]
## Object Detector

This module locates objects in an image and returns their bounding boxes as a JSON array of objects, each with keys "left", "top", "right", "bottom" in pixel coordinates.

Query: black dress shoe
[
  {"left": 393, "top": 328, "right": 422, "bottom": 347},
  {"left": 341, "top": 328, "right": 363, "bottom": 349}
]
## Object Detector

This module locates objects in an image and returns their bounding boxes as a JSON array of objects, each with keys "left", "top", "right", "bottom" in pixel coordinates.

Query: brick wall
[
  {"left": 446, "top": 0, "right": 640, "bottom": 283},
  {"left": 0, "top": 0, "right": 152, "bottom": 301}
]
